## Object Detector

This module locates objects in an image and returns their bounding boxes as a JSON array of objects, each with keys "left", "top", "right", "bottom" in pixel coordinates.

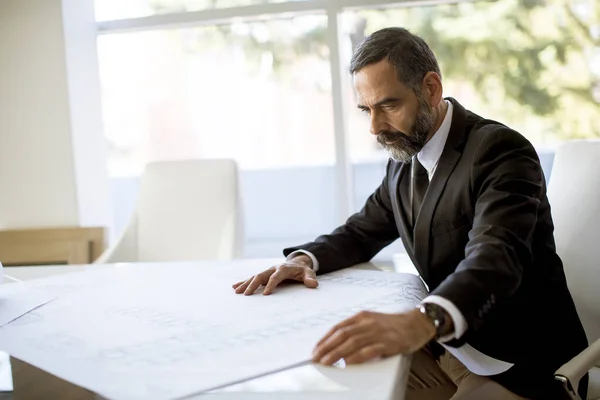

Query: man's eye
[
  {"left": 360, "top": 108, "right": 371, "bottom": 115},
  {"left": 383, "top": 105, "right": 395, "bottom": 111}
]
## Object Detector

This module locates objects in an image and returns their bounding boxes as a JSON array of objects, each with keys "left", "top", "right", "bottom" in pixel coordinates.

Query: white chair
[
  {"left": 548, "top": 140, "right": 600, "bottom": 399},
  {"left": 96, "top": 159, "right": 243, "bottom": 263}
]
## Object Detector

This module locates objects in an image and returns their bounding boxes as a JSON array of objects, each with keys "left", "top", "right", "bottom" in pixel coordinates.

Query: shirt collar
[{"left": 417, "top": 100, "right": 453, "bottom": 175}]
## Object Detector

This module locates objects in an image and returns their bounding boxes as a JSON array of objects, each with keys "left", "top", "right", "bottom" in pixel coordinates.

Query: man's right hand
[{"left": 232, "top": 255, "right": 318, "bottom": 296}]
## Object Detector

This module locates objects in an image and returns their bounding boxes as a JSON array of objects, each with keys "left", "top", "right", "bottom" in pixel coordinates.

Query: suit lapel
[{"left": 413, "top": 98, "right": 469, "bottom": 271}]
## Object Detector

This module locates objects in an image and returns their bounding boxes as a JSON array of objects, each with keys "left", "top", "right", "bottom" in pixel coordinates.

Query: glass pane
[
  {"left": 98, "top": 16, "right": 338, "bottom": 257},
  {"left": 342, "top": 0, "right": 600, "bottom": 167},
  {"left": 98, "top": 16, "right": 333, "bottom": 176},
  {"left": 95, "top": 0, "right": 309, "bottom": 21}
]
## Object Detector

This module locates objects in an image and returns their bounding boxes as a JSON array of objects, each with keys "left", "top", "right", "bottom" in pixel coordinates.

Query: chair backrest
[
  {"left": 134, "top": 159, "right": 243, "bottom": 262},
  {"left": 547, "top": 140, "right": 600, "bottom": 344}
]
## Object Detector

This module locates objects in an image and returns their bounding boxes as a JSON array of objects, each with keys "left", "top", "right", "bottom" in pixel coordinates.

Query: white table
[{"left": 2, "top": 259, "right": 414, "bottom": 399}]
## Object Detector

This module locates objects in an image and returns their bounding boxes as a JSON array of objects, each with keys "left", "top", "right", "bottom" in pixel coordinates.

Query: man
[{"left": 232, "top": 27, "right": 588, "bottom": 399}]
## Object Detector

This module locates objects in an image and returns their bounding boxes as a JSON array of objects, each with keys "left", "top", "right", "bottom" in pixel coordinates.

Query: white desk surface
[{"left": 3, "top": 258, "right": 414, "bottom": 400}]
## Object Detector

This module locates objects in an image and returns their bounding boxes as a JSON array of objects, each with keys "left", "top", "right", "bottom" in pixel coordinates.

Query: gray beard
[{"left": 376, "top": 98, "right": 434, "bottom": 163}]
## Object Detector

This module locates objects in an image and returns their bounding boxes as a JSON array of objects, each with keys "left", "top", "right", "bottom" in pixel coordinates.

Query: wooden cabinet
[{"left": 0, "top": 227, "right": 105, "bottom": 266}]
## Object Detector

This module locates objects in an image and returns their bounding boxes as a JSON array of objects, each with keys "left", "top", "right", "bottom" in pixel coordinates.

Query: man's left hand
[{"left": 312, "top": 309, "right": 436, "bottom": 365}]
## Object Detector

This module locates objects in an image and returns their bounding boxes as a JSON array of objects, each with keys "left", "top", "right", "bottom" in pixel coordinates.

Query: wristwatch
[{"left": 418, "top": 303, "right": 447, "bottom": 339}]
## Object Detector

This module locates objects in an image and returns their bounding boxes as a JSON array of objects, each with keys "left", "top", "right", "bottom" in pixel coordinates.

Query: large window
[
  {"left": 98, "top": 13, "right": 341, "bottom": 256},
  {"left": 95, "top": 0, "right": 599, "bottom": 259},
  {"left": 98, "top": 16, "right": 334, "bottom": 176}
]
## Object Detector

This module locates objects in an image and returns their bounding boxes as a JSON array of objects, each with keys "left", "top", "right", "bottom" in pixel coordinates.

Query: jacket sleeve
[
  {"left": 284, "top": 160, "right": 400, "bottom": 275},
  {"left": 430, "top": 127, "right": 544, "bottom": 334}
]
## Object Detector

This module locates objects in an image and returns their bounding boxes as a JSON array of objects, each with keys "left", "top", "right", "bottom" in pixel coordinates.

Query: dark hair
[{"left": 349, "top": 27, "right": 441, "bottom": 93}]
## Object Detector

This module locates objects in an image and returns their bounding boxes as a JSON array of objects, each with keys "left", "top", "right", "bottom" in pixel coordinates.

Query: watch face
[{"left": 423, "top": 303, "right": 445, "bottom": 332}]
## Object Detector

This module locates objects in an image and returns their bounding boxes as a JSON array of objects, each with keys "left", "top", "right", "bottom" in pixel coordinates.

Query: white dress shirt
[{"left": 289, "top": 100, "right": 514, "bottom": 376}]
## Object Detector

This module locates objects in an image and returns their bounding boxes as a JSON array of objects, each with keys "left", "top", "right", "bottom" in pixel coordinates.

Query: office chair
[
  {"left": 96, "top": 159, "right": 243, "bottom": 263},
  {"left": 548, "top": 140, "right": 600, "bottom": 400}
]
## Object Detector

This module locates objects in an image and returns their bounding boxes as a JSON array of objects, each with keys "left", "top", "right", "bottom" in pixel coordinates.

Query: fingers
[
  {"left": 263, "top": 271, "right": 286, "bottom": 295},
  {"left": 234, "top": 278, "right": 253, "bottom": 294},
  {"left": 313, "top": 322, "right": 370, "bottom": 364},
  {"left": 344, "top": 343, "right": 386, "bottom": 365},
  {"left": 316, "top": 313, "right": 362, "bottom": 347},
  {"left": 233, "top": 267, "right": 276, "bottom": 295},
  {"left": 263, "top": 265, "right": 315, "bottom": 295},
  {"left": 316, "top": 333, "right": 372, "bottom": 365},
  {"left": 244, "top": 275, "right": 265, "bottom": 296},
  {"left": 233, "top": 264, "right": 315, "bottom": 296},
  {"left": 302, "top": 268, "right": 318, "bottom": 289},
  {"left": 232, "top": 281, "right": 245, "bottom": 289}
]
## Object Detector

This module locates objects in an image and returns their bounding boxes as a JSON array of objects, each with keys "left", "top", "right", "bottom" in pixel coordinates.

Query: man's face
[{"left": 353, "top": 60, "right": 434, "bottom": 163}]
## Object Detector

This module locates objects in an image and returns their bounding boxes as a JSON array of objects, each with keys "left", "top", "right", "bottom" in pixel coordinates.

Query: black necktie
[{"left": 412, "top": 158, "right": 429, "bottom": 226}]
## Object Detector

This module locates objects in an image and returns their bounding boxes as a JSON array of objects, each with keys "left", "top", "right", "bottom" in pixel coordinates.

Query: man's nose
[{"left": 369, "top": 113, "right": 388, "bottom": 136}]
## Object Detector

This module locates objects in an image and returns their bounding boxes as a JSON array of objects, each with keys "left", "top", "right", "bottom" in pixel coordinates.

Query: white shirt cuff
[
  {"left": 286, "top": 250, "right": 319, "bottom": 273},
  {"left": 421, "top": 295, "right": 467, "bottom": 342}
]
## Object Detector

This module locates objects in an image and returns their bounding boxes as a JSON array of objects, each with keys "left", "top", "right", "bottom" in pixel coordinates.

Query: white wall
[{"left": 0, "top": 0, "right": 111, "bottom": 231}]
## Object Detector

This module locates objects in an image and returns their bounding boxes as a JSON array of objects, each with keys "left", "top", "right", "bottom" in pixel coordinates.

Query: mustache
[{"left": 376, "top": 130, "right": 408, "bottom": 145}]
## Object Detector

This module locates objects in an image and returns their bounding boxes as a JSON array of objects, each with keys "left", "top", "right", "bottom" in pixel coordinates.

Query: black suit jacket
[{"left": 285, "top": 98, "right": 588, "bottom": 399}]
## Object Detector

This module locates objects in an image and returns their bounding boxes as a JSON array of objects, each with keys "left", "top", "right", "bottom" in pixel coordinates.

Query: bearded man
[{"left": 232, "top": 27, "right": 588, "bottom": 400}]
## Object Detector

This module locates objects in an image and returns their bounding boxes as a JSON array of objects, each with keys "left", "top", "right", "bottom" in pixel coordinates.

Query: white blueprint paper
[
  {"left": 0, "top": 289, "right": 54, "bottom": 328},
  {"left": 0, "top": 264, "right": 427, "bottom": 400}
]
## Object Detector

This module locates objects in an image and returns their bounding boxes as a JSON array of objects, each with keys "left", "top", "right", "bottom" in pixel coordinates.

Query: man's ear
[{"left": 421, "top": 72, "right": 443, "bottom": 107}]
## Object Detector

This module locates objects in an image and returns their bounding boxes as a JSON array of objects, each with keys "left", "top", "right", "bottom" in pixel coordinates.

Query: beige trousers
[{"left": 406, "top": 347, "right": 529, "bottom": 400}]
